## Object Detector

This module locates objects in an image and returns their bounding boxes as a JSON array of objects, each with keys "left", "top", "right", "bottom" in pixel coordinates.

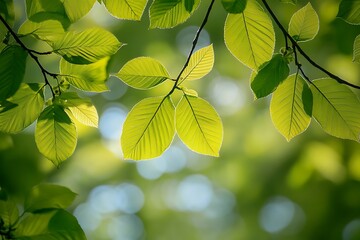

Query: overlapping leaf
[
  {"left": 221, "top": 0, "right": 247, "bottom": 13},
  {"left": 25, "top": 0, "right": 66, "bottom": 19},
  {"left": 0, "top": 0, "right": 15, "bottom": 26},
  {"left": 354, "top": 34, "right": 360, "bottom": 63},
  {"left": 63, "top": 0, "right": 96, "bottom": 22},
  {"left": 103, "top": 0, "right": 148, "bottom": 20},
  {"left": 337, "top": 0, "right": 360, "bottom": 25}
]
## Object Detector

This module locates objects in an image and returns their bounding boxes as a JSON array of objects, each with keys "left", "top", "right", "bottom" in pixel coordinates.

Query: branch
[{"left": 261, "top": 0, "right": 360, "bottom": 90}]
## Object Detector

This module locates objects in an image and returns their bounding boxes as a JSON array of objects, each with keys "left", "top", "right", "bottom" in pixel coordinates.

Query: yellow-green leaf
[
  {"left": 337, "top": 0, "right": 360, "bottom": 25},
  {"left": 121, "top": 96, "right": 175, "bottom": 160},
  {"left": 26, "top": 0, "right": 66, "bottom": 19},
  {"left": 63, "top": 0, "right": 96, "bottom": 22},
  {"left": 103, "top": 0, "right": 148, "bottom": 20},
  {"left": 354, "top": 34, "right": 360, "bottom": 63}
]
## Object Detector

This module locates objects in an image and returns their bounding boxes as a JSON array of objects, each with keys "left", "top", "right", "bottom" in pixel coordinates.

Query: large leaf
[
  {"left": 270, "top": 74, "right": 312, "bottom": 141},
  {"left": 149, "top": 0, "right": 200, "bottom": 29},
  {"left": 180, "top": 44, "right": 214, "bottom": 83},
  {"left": 251, "top": 54, "right": 290, "bottom": 99},
  {"left": 176, "top": 95, "right": 223, "bottom": 156},
  {"left": 50, "top": 28, "right": 121, "bottom": 64},
  {"left": 288, "top": 3, "right": 319, "bottom": 42},
  {"left": 354, "top": 34, "right": 360, "bottom": 63},
  {"left": 103, "top": 0, "right": 148, "bottom": 20},
  {"left": 0, "top": 83, "right": 44, "bottom": 133},
  {"left": 337, "top": 0, "right": 360, "bottom": 25},
  {"left": 63, "top": 0, "right": 96, "bottom": 22},
  {"left": 224, "top": 0, "right": 275, "bottom": 70},
  {"left": 0, "top": 46, "right": 28, "bottom": 101},
  {"left": 0, "top": 0, "right": 15, "bottom": 26},
  {"left": 121, "top": 96, "right": 175, "bottom": 160},
  {"left": 310, "top": 78, "right": 360, "bottom": 141},
  {"left": 35, "top": 104, "right": 77, "bottom": 165},
  {"left": 25, "top": 0, "right": 66, "bottom": 19},
  {"left": 24, "top": 184, "right": 77, "bottom": 213},
  {"left": 116, "top": 57, "right": 170, "bottom": 89},
  {"left": 59, "top": 57, "right": 109, "bottom": 92},
  {"left": 221, "top": 0, "right": 247, "bottom": 13},
  {"left": 0, "top": 200, "right": 19, "bottom": 227}
]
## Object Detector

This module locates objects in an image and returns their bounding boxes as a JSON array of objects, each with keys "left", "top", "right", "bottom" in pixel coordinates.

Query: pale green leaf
[
  {"left": 0, "top": 200, "right": 19, "bottom": 227},
  {"left": 103, "top": 0, "right": 148, "bottom": 20},
  {"left": 224, "top": 0, "right": 275, "bottom": 70},
  {"left": 116, "top": 57, "right": 169, "bottom": 89},
  {"left": 354, "top": 34, "right": 360, "bottom": 63},
  {"left": 288, "top": 3, "right": 319, "bottom": 42},
  {"left": 337, "top": 0, "right": 360, "bottom": 25},
  {"left": 221, "top": 0, "right": 247, "bottom": 13},
  {"left": 0, "top": 83, "right": 44, "bottom": 133},
  {"left": 310, "top": 78, "right": 360, "bottom": 141},
  {"left": 280, "top": 0, "right": 297, "bottom": 5},
  {"left": 180, "top": 86, "right": 198, "bottom": 97},
  {"left": 270, "top": 74, "right": 312, "bottom": 141},
  {"left": 63, "top": 0, "right": 96, "bottom": 22},
  {"left": 176, "top": 95, "right": 223, "bottom": 156},
  {"left": 180, "top": 44, "right": 214, "bottom": 82},
  {"left": 0, "top": 0, "right": 15, "bottom": 26},
  {"left": 35, "top": 104, "right": 77, "bottom": 165},
  {"left": 121, "top": 96, "right": 175, "bottom": 160},
  {"left": 50, "top": 28, "right": 121, "bottom": 64},
  {"left": 59, "top": 57, "right": 109, "bottom": 92},
  {"left": 149, "top": 0, "right": 200, "bottom": 29},
  {"left": 25, "top": 0, "right": 66, "bottom": 19}
]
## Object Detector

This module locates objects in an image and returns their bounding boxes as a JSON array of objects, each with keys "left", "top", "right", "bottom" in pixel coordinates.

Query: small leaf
[
  {"left": 63, "top": 0, "right": 96, "bottom": 22},
  {"left": 310, "top": 78, "right": 360, "bottom": 141},
  {"left": 35, "top": 104, "right": 77, "bottom": 165},
  {"left": 251, "top": 54, "right": 290, "bottom": 99},
  {"left": 60, "top": 57, "right": 109, "bottom": 92},
  {"left": 103, "top": 0, "right": 148, "bottom": 20},
  {"left": 288, "top": 3, "right": 319, "bottom": 42},
  {"left": 0, "top": 199, "right": 19, "bottom": 227},
  {"left": 221, "top": 0, "right": 247, "bottom": 13},
  {"left": 280, "top": 0, "right": 297, "bottom": 5},
  {"left": 24, "top": 184, "right": 77, "bottom": 213},
  {"left": 116, "top": 57, "right": 170, "bottom": 89},
  {"left": 180, "top": 86, "right": 198, "bottom": 97},
  {"left": 337, "top": 0, "right": 360, "bottom": 25},
  {"left": 121, "top": 96, "right": 175, "bottom": 160},
  {"left": 176, "top": 95, "right": 223, "bottom": 156},
  {"left": 270, "top": 74, "right": 312, "bottom": 141},
  {"left": 0, "top": 83, "right": 45, "bottom": 133},
  {"left": 0, "top": 0, "right": 15, "bottom": 26},
  {"left": 354, "top": 34, "right": 360, "bottom": 63},
  {"left": 25, "top": 0, "right": 66, "bottom": 18},
  {"left": 0, "top": 46, "right": 28, "bottom": 101}
]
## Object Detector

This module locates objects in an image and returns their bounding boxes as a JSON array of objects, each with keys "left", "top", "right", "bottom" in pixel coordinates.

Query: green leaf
[
  {"left": 180, "top": 44, "right": 214, "bottom": 82},
  {"left": 50, "top": 28, "right": 121, "bottom": 64},
  {"left": 24, "top": 184, "right": 77, "bottom": 213},
  {"left": 116, "top": 57, "right": 170, "bottom": 89},
  {"left": 0, "top": 199, "right": 19, "bottom": 227},
  {"left": 354, "top": 34, "right": 360, "bottom": 63},
  {"left": 310, "top": 78, "right": 360, "bottom": 141},
  {"left": 337, "top": 0, "right": 360, "bottom": 25},
  {"left": 35, "top": 104, "right": 77, "bottom": 165},
  {"left": 63, "top": 0, "right": 96, "bottom": 22},
  {"left": 221, "top": 0, "right": 247, "bottom": 13},
  {"left": 0, "top": 83, "right": 45, "bottom": 134},
  {"left": 280, "top": 0, "right": 297, "bottom": 4},
  {"left": 121, "top": 96, "right": 175, "bottom": 160},
  {"left": 288, "top": 3, "right": 319, "bottom": 42},
  {"left": 25, "top": 0, "right": 66, "bottom": 19},
  {"left": 103, "top": 0, "right": 148, "bottom": 20},
  {"left": 0, "top": 46, "right": 28, "bottom": 101},
  {"left": 176, "top": 95, "right": 223, "bottom": 156},
  {"left": 270, "top": 74, "right": 312, "bottom": 141},
  {"left": 224, "top": 0, "right": 275, "bottom": 70},
  {"left": 251, "top": 54, "right": 290, "bottom": 99},
  {"left": 14, "top": 209, "right": 86, "bottom": 240},
  {"left": 149, "top": 0, "right": 200, "bottom": 29},
  {"left": 0, "top": 0, "right": 15, "bottom": 26},
  {"left": 59, "top": 57, "right": 109, "bottom": 92},
  {"left": 59, "top": 92, "right": 99, "bottom": 128}
]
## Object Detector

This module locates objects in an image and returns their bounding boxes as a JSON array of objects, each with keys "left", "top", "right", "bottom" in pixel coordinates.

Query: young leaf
[
  {"left": 116, "top": 57, "right": 170, "bottom": 89},
  {"left": 121, "top": 96, "right": 175, "bottom": 160},
  {"left": 63, "top": 0, "right": 96, "bottom": 22},
  {"left": 288, "top": 3, "right": 319, "bottom": 42},
  {"left": 103, "top": 0, "right": 148, "bottom": 20},
  {"left": 0, "top": 46, "right": 28, "bottom": 101},
  {"left": 60, "top": 57, "right": 109, "bottom": 92},
  {"left": 50, "top": 28, "right": 121, "bottom": 64},
  {"left": 251, "top": 54, "right": 290, "bottom": 99},
  {"left": 221, "top": 0, "right": 247, "bottom": 13},
  {"left": 337, "top": 0, "right": 360, "bottom": 25},
  {"left": 0, "top": 0, "right": 15, "bottom": 26},
  {"left": 149, "top": 0, "right": 200, "bottom": 29},
  {"left": 270, "top": 74, "right": 312, "bottom": 141},
  {"left": 0, "top": 83, "right": 45, "bottom": 134},
  {"left": 35, "top": 104, "right": 77, "bottom": 165},
  {"left": 176, "top": 95, "right": 223, "bottom": 156},
  {"left": 310, "top": 78, "right": 360, "bottom": 141},
  {"left": 25, "top": 0, "right": 66, "bottom": 19},
  {"left": 354, "top": 34, "right": 360, "bottom": 63},
  {"left": 59, "top": 92, "right": 99, "bottom": 128},
  {"left": 0, "top": 200, "right": 19, "bottom": 227},
  {"left": 224, "top": 0, "right": 275, "bottom": 70},
  {"left": 24, "top": 184, "right": 77, "bottom": 213},
  {"left": 180, "top": 44, "right": 214, "bottom": 83}
]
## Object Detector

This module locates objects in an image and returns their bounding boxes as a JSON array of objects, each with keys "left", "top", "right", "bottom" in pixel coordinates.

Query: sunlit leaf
[
  {"left": 337, "top": 0, "right": 360, "bottom": 25},
  {"left": 60, "top": 57, "right": 109, "bottom": 92},
  {"left": 180, "top": 86, "right": 198, "bottom": 97},
  {"left": 50, "top": 28, "right": 121, "bottom": 64},
  {"left": 0, "top": 199, "right": 18, "bottom": 227},
  {"left": 0, "top": 46, "right": 28, "bottom": 101},
  {"left": 310, "top": 78, "right": 360, "bottom": 141},
  {"left": 221, "top": 0, "right": 247, "bottom": 13},
  {"left": 0, "top": 83, "right": 44, "bottom": 133},
  {"left": 176, "top": 95, "right": 223, "bottom": 156},
  {"left": 149, "top": 0, "right": 200, "bottom": 29},
  {"left": 63, "top": 0, "right": 96, "bottom": 22},
  {"left": 354, "top": 34, "right": 360, "bottom": 63},
  {"left": 270, "top": 74, "right": 312, "bottom": 141},
  {"left": 288, "top": 3, "right": 319, "bottom": 42},
  {"left": 116, "top": 57, "right": 170, "bottom": 89},
  {"left": 121, "top": 96, "right": 175, "bottom": 160},
  {"left": 0, "top": 0, "right": 15, "bottom": 26},
  {"left": 103, "top": 0, "right": 148, "bottom": 20},
  {"left": 224, "top": 0, "right": 275, "bottom": 70},
  {"left": 25, "top": 0, "right": 66, "bottom": 19},
  {"left": 35, "top": 104, "right": 77, "bottom": 165}
]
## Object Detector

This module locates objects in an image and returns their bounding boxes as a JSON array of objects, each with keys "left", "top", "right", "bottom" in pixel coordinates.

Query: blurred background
[{"left": 1, "top": 0, "right": 360, "bottom": 239}]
